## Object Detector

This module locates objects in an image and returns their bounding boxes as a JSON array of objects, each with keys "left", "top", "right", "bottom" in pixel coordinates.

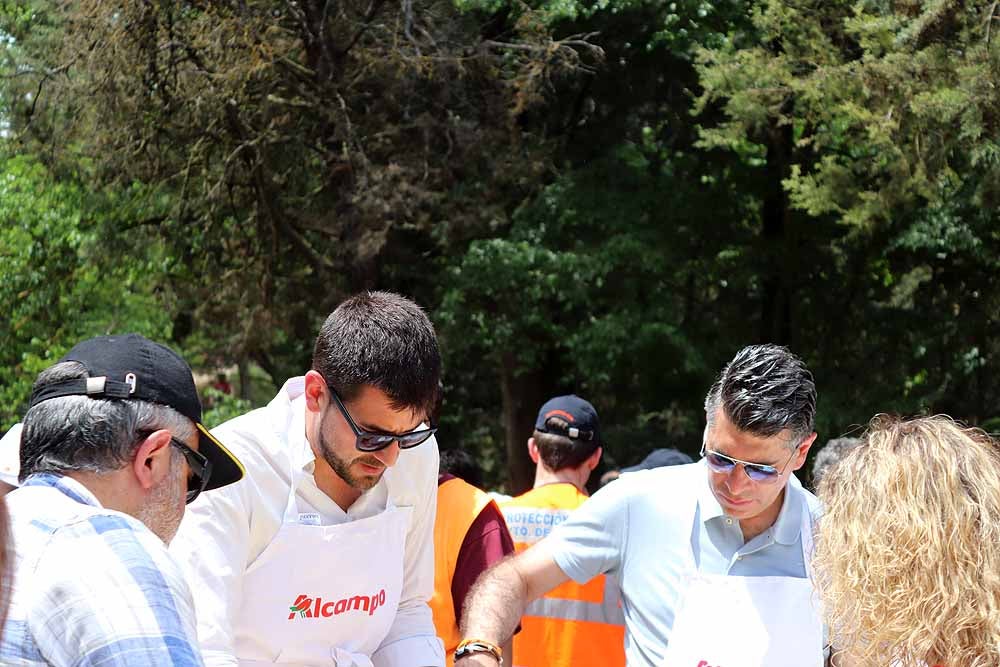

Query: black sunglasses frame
[
  {"left": 170, "top": 437, "right": 212, "bottom": 504},
  {"left": 328, "top": 387, "right": 436, "bottom": 452}
]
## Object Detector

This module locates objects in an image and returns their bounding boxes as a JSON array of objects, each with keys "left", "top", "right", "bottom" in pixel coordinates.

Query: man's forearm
[{"left": 456, "top": 557, "right": 526, "bottom": 664}]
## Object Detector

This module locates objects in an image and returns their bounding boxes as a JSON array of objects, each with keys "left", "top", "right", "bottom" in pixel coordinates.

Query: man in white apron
[
  {"left": 170, "top": 291, "right": 446, "bottom": 667},
  {"left": 455, "top": 344, "right": 827, "bottom": 667}
]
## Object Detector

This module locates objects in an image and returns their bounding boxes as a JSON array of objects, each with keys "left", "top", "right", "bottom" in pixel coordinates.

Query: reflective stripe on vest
[
  {"left": 525, "top": 574, "right": 624, "bottom": 625},
  {"left": 502, "top": 484, "right": 626, "bottom": 667}
]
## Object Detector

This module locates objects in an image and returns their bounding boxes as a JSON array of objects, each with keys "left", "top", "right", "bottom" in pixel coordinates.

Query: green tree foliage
[
  {"left": 3, "top": 0, "right": 599, "bottom": 379},
  {"left": 0, "top": 156, "right": 173, "bottom": 428},
  {"left": 696, "top": 0, "right": 1000, "bottom": 426},
  {"left": 3, "top": 0, "right": 999, "bottom": 489}
]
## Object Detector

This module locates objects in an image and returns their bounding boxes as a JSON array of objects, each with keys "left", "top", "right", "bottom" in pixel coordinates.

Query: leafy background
[{"left": 2, "top": 0, "right": 998, "bottom": 492}]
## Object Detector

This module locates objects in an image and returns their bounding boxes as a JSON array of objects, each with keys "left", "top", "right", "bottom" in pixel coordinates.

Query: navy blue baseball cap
[
  {"left": 28, "top": 334, "right": 245, "bottom": 491},
  {"left": 534, "top": 395, "right": 600, "bottom": 445},
  {"left": 621, "top": 447, "right": 693, "bottom": 472}
]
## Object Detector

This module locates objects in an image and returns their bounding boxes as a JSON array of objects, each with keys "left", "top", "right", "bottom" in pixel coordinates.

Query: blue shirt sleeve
[
  {"left": 28, "top": 514, "right": 204, "bottom": 667},
  {"left": 543, "top": 479, "right": 631, "bottom": 584}
]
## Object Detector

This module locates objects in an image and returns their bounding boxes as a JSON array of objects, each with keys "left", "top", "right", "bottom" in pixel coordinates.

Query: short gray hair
[
  {"left": 810, "top": 437, "right": 862, "bottom": 489},
  {"left": 19, "top": 361, "right": 195, "bottom": 481}
]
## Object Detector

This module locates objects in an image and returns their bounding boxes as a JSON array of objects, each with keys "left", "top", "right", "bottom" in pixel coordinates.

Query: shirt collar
[
  {"left": 696, "top": 460, "right": 726, "bottom": 524},
  {"left": 290, "top": 392, "right": 317, "bottom": 474},
  {"left": 21, "top": 472, "right": 103, "bottom": 508},
  {"left": 772, "top": 479, "right": 803, "bottom": 545},
  {"left": 696, "top": 459, "right": 804, "bottom": 545}
]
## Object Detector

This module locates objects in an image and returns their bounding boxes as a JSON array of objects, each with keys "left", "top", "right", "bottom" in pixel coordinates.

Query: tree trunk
[
  {"left": 499, "top": 352, "right": 549, "bottom": 495},
  {"left": 238, "top": 358, "right": 252, "bottom": 401},
  {"left": 760, "top": 120, "right": 794, "bottom": 345}
]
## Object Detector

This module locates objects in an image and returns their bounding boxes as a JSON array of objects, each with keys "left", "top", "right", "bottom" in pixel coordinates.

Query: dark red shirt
[{"left": 438, "top": 473, "right": 516, "bottom": 620}]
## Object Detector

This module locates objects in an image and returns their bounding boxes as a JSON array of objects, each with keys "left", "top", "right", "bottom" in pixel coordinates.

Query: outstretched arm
[{"left": 456, "top": 542, "right": 569, "bottom": 665}]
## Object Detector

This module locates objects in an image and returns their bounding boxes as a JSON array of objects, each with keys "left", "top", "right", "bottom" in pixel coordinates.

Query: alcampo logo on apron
[{"left": 287, "top": 589, "right": 387, "bottom": 620}]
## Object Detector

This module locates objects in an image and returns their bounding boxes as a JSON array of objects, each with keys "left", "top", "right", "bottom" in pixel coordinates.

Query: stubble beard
[
  {"left": 137, "top": 448, "right": 186, "bottom": 544},
  {"left": 318, "top": 413, "right": 385, "bottom": 491}
]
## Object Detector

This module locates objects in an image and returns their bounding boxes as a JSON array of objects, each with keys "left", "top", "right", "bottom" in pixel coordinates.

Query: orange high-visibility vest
[
  {"left": 430, "top": 477, "right": 496, "bottom": 667},
  {"left": 501, "top": 483, "right": 625, "bottom": 667}
]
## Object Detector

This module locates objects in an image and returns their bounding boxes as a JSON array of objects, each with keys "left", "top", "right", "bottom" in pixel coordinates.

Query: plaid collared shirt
[{"left": 0, "top": 473, "right": 203, "bottom": 666}]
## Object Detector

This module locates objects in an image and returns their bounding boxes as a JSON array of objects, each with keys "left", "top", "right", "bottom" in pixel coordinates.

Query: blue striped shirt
[{"left": 0, "top": 473, "right": 203, "bottom": 666}]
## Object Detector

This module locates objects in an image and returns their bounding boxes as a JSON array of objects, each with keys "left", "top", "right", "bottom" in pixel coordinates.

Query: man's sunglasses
[
  {"left": 170, "top": 437, "right": 212, "bottom": 504},
  {"left": 700, "top": 443, "right": 794, "bottom": 484},
  {"left": 329, "top": 387, "right": 436, "bottom": 452}
]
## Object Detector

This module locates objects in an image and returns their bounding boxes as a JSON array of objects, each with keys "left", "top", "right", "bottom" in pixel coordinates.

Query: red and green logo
[
  {"left": 287, "top": 590, "right": 387, "bottom": 620},
  {"left": 288, "top": 594, "right": 314, "bottom": 619}
]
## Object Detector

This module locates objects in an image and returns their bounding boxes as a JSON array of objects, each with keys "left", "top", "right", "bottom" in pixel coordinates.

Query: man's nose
[
  {"left": 726, "top": 464, "right": 753, "bottom": 494},
  {"left": 374, "top": 441, "right": 401, "bottom": 467}
]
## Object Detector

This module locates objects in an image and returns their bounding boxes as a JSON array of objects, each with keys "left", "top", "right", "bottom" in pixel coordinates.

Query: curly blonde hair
[{"left": 813, "top": 414, "right": 1000, "bottom": 667}]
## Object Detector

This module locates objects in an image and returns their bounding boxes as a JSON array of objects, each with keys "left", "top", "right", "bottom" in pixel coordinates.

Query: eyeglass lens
[
  {"left": 704, "top": 450, "right": 780, "bottom": 482},
  {"left": 356, "top": 429, "right": 436, "bottom": 452}
]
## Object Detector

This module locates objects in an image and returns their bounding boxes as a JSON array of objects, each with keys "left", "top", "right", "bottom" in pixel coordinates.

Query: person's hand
[{"left": 454, "top": 653, "right": 501, "bottom": 666}]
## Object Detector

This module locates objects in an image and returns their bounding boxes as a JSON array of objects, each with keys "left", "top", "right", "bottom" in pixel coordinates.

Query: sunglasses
[
  {"left": 170, "top": 437, "right": 212, "bottom": 504},
  {"left": 700, "top": 443, "right": 795, "bottom": 484},
  {"left": 329, "top": 387, "right": 436, "bottom": 452}
]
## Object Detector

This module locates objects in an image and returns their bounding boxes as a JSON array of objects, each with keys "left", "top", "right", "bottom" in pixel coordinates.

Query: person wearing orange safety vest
[
  {"left": 430, "top": 450, "right": 515, "bottom": 667},
  {"left": 500, "top": 395, "right": 625, "bottom": 667}
]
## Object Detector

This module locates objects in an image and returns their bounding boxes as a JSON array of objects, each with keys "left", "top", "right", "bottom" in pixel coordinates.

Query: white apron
[
  {"left": 234, "top": 463, "right": 412, "bottom": 667},
  {"left": 661, "top": 484, "right": 823, "bottom": 667}
]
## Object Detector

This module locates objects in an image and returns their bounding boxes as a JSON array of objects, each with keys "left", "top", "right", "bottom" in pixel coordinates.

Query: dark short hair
[
  {"left": 439, "top": 449, "right": 483, "bottom": 488},
  {"left": 533, "top": 418, "right": 600, "bottom": 472},
  {"left": 704, "top": 344, "right": 816, "bottom": 443},
  {"left": 312, "top": 291, "right": 441, "bottom": 418},
  {"left": 21, "top": 361, "right": 194, "bottom": 480}
]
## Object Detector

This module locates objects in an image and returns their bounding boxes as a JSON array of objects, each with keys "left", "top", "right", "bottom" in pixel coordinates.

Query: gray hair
[
  {"left": 704, "top": 344, "right": 817, "bottom": 446},
  {"left": 810, "top": 436, "right": 862, "bottom": 489},
  {"left": 19, "top": 361, "right": 195, "bottom": 481}
]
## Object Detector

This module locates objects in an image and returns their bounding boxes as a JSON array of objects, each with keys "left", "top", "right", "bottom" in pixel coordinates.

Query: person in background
[
  {"left": 808, "top": 436, "right": 861, "bottom": 491},
  {"left": 170, "top": 291, "right": 445, "bottom": 667},
  {"left": 210, "top": 373, "right": 233, "bottom": 395},
  {"left": 431, "top": 450, "right": 515, "bottom": 666},
  {"left": 597, "top": 469, "right": 620, "bottom": 487},
  {"left": 0, "top": 425, "right": 22, "bottom": 496},
  {"left": 0, "top": 496, "right": 10, "bottom": 634},
  {"left": 458, "top": 345, "right": 824, "bottom": 667},
  {"left": 0, "top": 334, "right": 245, "bottom": 666},
  {"left": 439, "top": 449, "right": 485, "bottom": 488},
  {"left": 813, "top": 414, "right": 1000, "bottom": 667},
  {"left": 619, "top": 447, "right": 693, "bottom": 473},
  {"left": 498, "top": 395, "right": 625, "bottom": 667}
]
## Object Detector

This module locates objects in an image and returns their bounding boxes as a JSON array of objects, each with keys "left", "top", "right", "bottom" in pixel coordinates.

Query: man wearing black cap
[
  {"left": 0, "top": 333, "right": 245, "bottom": 666},
  {"left": 496, "top": 395, "right": 624, "bottom": 667}
]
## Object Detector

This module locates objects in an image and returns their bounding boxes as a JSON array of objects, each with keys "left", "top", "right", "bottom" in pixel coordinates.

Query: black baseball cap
[
  {"left": 621, "top": 447, "right": 693, "bottom": 472},
  {"left": 28, "top": 334, "right": 245, "bottom": 491},
  {"left": 534, "top": 395, "right": 601, "bottom": 445}
]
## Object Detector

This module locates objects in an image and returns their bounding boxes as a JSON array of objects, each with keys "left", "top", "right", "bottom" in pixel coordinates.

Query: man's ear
[
  {"left": 303, "top": 370, "right": 329, "bottom": 414},
  {"left": 527, "top": 437, "right": 540, "bottom": 464},
  {"left": 585, "top": 446, "right": 603, "bottom": 471},
  {"left": 132, "top": 430, "right": 174, "bottom": 491},
  {"left": 791, "top": 432, "right": 818, "bottom": 471}
]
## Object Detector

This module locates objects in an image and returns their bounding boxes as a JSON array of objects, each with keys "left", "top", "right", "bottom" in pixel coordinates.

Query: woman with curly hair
[{"left": 813, "top": 414, "right": 1000, "bottom": 667}]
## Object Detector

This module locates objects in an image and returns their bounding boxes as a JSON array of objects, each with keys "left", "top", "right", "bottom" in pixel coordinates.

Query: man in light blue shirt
[
  {"left": 1, "top": 334, "right": 245, "bottom": 666},
  {"left": 456, "top": 344, "right": 825, "bottom": 667}
]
